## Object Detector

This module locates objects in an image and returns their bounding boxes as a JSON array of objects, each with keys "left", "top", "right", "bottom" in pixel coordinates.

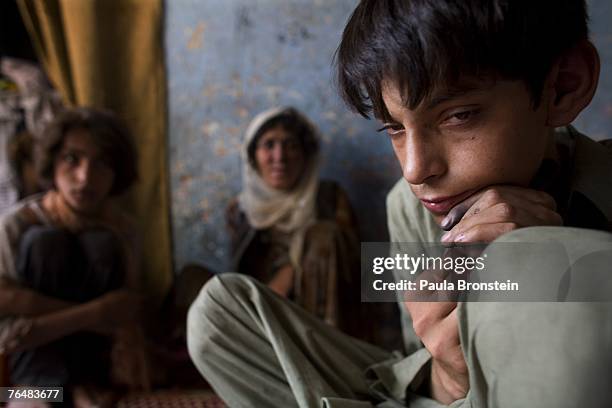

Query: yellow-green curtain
[{"left": 17, "top": 0, "right": 173, "bottom": 299}]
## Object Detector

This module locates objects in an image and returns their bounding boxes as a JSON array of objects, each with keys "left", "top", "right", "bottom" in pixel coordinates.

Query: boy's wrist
[
  {"left": 1, "top": 285, "right": 19, "bottom": 314},
  {"left": 430, "top": 358, "right": 469, "bottom": 405}
]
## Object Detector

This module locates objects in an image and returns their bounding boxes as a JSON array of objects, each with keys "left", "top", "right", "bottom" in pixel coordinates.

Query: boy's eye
[
  {"left": 62, "top": 153, "right": 79, "bottom": 165},
  {"left": 442, "top": 109, "right": 480, "bottom": 126},
  {"left": 377, "top": 123, "right": 405, "bottom": 138}
]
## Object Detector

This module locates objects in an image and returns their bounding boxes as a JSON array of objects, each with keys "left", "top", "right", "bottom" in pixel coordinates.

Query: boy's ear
[{"left": 545, "top": 40, "right": 600, "bottom": 127}]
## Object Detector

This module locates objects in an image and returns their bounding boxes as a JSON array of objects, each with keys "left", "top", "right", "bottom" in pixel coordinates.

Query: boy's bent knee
[
  {"left": 186, "top": 273, "right": 259, "bottom": 340},
  {"left": 78, "top": 228, "right": 122, "bottom": 263},
  {"left": 186, "top": 273, "right": 261, "bottom": 370},
  {"left": 201, "top": 273, "right": 261, "bottom": 305},
  {"left": 21, "top": 226, "right": 73, "bottom": 257}
]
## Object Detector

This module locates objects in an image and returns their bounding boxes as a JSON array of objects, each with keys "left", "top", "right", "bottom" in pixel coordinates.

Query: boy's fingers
[
  {"left": 441, "top": 194, "right": 481, "bottom": 230},
  {"left": 441, "top": 186, "right": 561, "bottom": 240},
  {"left": 446, "top": 221, "right": 520, "bottom": 244},
  {"left": 443, "top": 203, "right": 562, "bottom": 243},
  {"left": 516, "top": 188, "right": 557, "bottom": 209},
  {"left": 466, "top": 187, "right": 557, "bottom": 216}
]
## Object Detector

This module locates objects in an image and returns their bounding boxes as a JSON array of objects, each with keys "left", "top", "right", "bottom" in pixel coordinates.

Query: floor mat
[{"left": 117, "top": 390, "right": 225, "bottom": 408}]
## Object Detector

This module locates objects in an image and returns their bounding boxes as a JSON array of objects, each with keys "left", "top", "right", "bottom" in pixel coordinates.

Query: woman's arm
[
  {"left": 226, "top": 198, "right": 247, "bottom": 255},
  {"left": 334, "top": 186, "right": 360, "bottom": 236}
]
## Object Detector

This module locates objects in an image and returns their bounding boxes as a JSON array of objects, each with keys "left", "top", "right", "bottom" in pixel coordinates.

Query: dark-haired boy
[
  {"left": 187, "top": 1, "right": 612, "bottom": 407},
  {"left": 0, "top": 108, "right": 147, "bottom": 399}
]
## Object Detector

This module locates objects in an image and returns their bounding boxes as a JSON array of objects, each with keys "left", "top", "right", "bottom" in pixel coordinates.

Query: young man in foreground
[{"left": 187, "top": 1, "right": 612, "bottom": 406}]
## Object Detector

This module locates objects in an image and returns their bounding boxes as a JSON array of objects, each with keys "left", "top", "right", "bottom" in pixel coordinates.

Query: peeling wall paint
[{"left": 166, "top": 0, "right": 612, "bottom": 273}]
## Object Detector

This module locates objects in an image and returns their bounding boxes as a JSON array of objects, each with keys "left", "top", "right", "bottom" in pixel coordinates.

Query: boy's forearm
[
  {"left": 0, "top": 285, "right": 74, "bottom": 317},
  {"left": 12, "top": 300, "right": 102, "bottom": 352}
]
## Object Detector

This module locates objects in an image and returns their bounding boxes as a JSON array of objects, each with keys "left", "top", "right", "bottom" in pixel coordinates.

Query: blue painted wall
[
  {"left": 574, "top": 0, "right": 612, "bottom": 139},
  {"left": 167, "top": 0, "right": 612, "bottom": 273}
]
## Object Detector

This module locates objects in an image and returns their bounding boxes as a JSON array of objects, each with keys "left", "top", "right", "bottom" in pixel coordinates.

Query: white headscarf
[{"left": 238, "top": 107, "right": 321, "bottom": 281}]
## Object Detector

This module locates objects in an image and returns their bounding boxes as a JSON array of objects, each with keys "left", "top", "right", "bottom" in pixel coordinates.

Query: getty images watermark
[{"left": 361, "top": 241, "right": 612, "bottom": 302}]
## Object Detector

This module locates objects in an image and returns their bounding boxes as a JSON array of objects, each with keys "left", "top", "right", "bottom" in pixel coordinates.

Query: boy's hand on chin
[
  {"left": 410, "top": 185, "right": 561, "bottom": 404},
  {"left": 440, "top": 186, "right": 563, "bottom": 244}
]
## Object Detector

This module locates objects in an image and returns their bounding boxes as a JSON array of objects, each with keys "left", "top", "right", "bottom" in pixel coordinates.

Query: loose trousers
[{"left": 188, "top": 227, "right": 612, "bottom": 408}]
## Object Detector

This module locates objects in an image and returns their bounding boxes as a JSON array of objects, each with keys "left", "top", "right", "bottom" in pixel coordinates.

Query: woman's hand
[
  {"left": 301, "top": 221, "right": 336, "bottom": 279},
  {"left": 268, "top": 265, "right": 294, "bottom": 297}
]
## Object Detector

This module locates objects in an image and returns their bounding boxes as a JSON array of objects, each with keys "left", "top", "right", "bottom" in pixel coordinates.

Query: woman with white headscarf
[{"left": 226, "top": 107, "right": 361, "bottom": 335}]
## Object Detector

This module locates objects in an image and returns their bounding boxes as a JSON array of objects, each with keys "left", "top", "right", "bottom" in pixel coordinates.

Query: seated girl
[
  {"left": 0, "top": 107, "right": 149, "bottom": 405},
  {"left": 226, "top": 107, "right": 361, "bottom": 335}
]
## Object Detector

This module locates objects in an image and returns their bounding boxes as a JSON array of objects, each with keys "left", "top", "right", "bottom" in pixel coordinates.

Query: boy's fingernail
[
  {"left": 440, "top": 216, "right": 451, "bottom": 229},
  {"left": 441, "top": 232, "right": 451, "bottom": 242}
]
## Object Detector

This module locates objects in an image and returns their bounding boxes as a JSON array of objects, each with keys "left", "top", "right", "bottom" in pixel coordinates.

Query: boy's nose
[
  {"left": 402, "top": 131, "right": 444, "bottom": 185},
  {"left": 74, "top": 161, "right": 92, "bottom": 184}
]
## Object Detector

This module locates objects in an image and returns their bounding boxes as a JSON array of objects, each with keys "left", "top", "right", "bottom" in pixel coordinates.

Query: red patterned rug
[{"left": 117, "top": 390, "right": 225, "bottom": 408}]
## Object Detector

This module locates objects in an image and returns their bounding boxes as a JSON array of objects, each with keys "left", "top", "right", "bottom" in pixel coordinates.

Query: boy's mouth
[{"left": 419, "top": 189, "right": 477, "bottom": 215}]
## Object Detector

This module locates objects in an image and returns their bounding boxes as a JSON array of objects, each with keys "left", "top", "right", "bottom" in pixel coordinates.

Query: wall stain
[
  {"left": 234, "top": 107, "right": 250, "bottom": 119},
  {"left": 201, "top": 121, "right": 221, "bottom": 138},
  {"left": 214, "top": 140, "right": 228, "bottom": 157},
  {"left": 201, "top": 84, "right": 219, "bottom": 99},
  {"left": 187, "top": 22, "right": 206, "bottom": 50},
  {"left": 235, "top": 5, "right": 252, "bottom": 31},
  {"left": 225, "top": 126, "right": 242, "bottom": 136}
]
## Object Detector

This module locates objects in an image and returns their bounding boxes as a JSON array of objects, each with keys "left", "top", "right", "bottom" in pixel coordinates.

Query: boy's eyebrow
[
  {"left": 61, "top": 146, "right": 88, "bottom": 155},
  {"left": 61, "top": 147, "right": 86, "bottom": 155},
  {"left": 423, "top": 85, "right": 483, "bottom": 111},
  {"left": 61, "top": 146, "right": 99, "bottom": 158}
]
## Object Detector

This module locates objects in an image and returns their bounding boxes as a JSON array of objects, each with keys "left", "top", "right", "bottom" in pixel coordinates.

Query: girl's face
[
  {"left": 54, "top": 128, "right": 115, "bottom": 214},
  {"left": 254, "top": 125, "right": 305, "bottom": 191}
]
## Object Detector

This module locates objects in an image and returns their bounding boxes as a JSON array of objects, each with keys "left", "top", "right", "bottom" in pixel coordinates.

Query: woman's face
[
  {"left": 254, "top": 125, "right": 305, "bottom": 191},
  {"left": 54, "top": 128, "right": 115, "bottom": 214}
]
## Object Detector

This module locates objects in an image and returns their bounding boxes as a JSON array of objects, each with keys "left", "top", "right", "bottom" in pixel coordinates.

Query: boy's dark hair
[
  {"left": 335, "top": 0, "right": 589, "bottom": 120},
  {"left": 247, "top": 107, "right": 319, "bottom": 168},
  {"left": 38, "top": 107, "right": 138, "bottom": 195}
]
